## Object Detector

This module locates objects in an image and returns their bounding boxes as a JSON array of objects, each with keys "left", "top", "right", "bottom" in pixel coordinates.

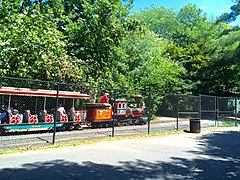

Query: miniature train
[{"left": 0, "top": 87, "right": 147, "bottom": 133}]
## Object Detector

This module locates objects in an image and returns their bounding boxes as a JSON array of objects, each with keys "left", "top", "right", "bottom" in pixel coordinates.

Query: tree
[
  {"left": 216, "top": 0, "right": 240, "bottom": 23},
  {"left": 132, "top": 6, "right": 177, "bottom": 39},
  {"left": 64, "top": 0, "right": 132, "bottom": 86},
  {"left": 198, "top": 30, "right": 240, "bottom": 95},
  {"left": 112, "top": 28, "right": 185, "bottom": 93},
  {"left": 0, "top": 1, "right": 82, "bottom": 83},
  {"left": 132, "top": 4, "right": 224, "bottom": 94}
]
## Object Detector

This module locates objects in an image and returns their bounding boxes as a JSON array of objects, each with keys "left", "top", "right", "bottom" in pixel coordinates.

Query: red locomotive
[{"left": 86, "top": 94, "right": 147, "bottom": 127}]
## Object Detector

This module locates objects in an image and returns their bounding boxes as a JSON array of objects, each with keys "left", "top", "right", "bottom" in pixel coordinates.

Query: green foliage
[
  {"left": 173, "top": 4, "right": 210, "bottom": 47},
  {"left": 0, "top": 1, "right": 83, "bottom": 83},
  {"left": 113, "top": 29, "right": 185, "bottom": 93},
  {"left": 132, "top": 6, "right": 177, "bottom": 39},
  {"left": 64, "top": 0, "right": 131, "bottom": 86},
  {"left": 134, "top": 4, "right": 225, "bottom": 94},
  {"left": 199, "top": 30, "right": 240, "bottom": 95},
  {"left": 133, "top": 4, "right": 218, "bottom": 47}
]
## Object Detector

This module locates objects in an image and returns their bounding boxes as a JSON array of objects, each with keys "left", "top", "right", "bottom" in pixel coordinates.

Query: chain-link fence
[
  {"left": 217, "top": 96, "right": 239, "bottom": 127},
  {"left": 0, "top": 76, "right": 239, "bottom": 151}
]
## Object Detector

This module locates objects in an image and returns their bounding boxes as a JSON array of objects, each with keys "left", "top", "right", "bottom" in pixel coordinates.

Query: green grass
[
  {"left": 42, "top": 130, "right": 185, "bottom": 149},
  {"left": 0, "top": 129, "right": 184, "bottom": 155},
  {"left": 220, "top": 120, "right": 238, "bottom": 127}
]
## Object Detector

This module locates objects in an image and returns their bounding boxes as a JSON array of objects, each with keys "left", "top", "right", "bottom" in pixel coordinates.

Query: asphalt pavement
[{"left": 0, "top": 126, "right": 240, "bottom": 180}]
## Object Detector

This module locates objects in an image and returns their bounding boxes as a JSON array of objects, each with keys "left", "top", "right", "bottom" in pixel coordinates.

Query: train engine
[
  {"left": 111, "top": 98, "right": 147, "bottom": 126},
  {"left": 85, "top": 94, "right": 148, "bottom": 127}
]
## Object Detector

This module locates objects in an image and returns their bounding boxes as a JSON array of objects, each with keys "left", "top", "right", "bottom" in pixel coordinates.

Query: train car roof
[{"left": 0, "top": 86, "right": 90, "bottom": 99}]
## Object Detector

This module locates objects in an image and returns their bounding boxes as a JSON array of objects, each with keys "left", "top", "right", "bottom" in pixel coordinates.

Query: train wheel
[
  {"left": 60, "top": 125, "right": 70, "bottom": 131},
  {"left": 56, "top": 127, "right": 62, "bottom": 132},
  {"left": 132, "top": 119, "right": 138, "bottom": 125},
  {"left": 134, "top": 119, "right": 142, "bottom": 125},
  {"left": 92, "top": 123, "right": 103, "bottom": 128},
  {"left": 98, "top": 123, "right": 104, "bottom": 128},
  {"left": 91, "top": 122, "right": 96, "bottom": 128},
  {"left": 74, "top": 124, "right": 81, "bottom": 130},
  {"left": 86, "top": 122, "right": 92, "bottom": 127},
  {"left": 127, "top": 119, "right": 133, "bottom": 125},
  {"left": 117, "top": 121, "right": 124, "bottom": 126},
  {"left": 104, "top": 123, "right": 109, "bottom": 128},
  {"left": 141, "top": 120, "right": 147, "bottom": 125},
  {"left": 109, "top": 122, "right": 113, "bottom": 127}
]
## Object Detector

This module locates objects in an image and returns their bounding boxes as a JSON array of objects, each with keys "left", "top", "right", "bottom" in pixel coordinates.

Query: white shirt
[{"left": 57, "top": 107, "right": 66, "bottom": 114}]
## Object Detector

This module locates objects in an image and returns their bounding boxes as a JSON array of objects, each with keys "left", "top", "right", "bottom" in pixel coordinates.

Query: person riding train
[
  {"left": 0, "top": 105, "right": 8, "bottom": 124},
  {"left": 57, "top": 103, "right": 66, "bottom": 114},
  {"left": 134, "top": 94, "right": 145, "bottom": 113},
  {"left": 133, "top": 94, "right": 145, "bottom": 108},
  {"left": 100, "top": 92, "right": 109, "bottom": 103},
  {"left": 10, "top": 102, "right": 23, "bottom": 123}
]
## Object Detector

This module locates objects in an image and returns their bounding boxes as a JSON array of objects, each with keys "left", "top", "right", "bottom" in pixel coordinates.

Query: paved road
[{"left": 0, "top": 126, "right": 239, "bottom": 179}]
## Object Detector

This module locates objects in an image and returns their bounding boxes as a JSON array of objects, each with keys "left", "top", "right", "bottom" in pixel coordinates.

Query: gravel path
[{"left": 0, "top": 119, "right": 217, "bottom": 151}]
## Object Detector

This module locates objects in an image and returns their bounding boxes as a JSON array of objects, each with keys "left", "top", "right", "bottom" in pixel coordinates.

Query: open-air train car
[{"left": 0, "top": 86, "right": 90, "bottom": 132}]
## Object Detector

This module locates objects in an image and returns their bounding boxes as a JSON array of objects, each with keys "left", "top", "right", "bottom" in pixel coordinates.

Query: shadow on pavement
[{"left": 0, "top": 130, "right": 240, "bottom": 179}]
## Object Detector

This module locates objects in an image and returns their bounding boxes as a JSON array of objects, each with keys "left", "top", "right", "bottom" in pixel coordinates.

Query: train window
[
  {"left": 118, "top": 103, "right": 127, "bottom": 109},
  {"left": 118, "top": 103, "right": 122, "bottom": 109}
]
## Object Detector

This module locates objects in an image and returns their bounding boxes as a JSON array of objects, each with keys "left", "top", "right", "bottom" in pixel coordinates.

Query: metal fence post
[
  {"left": 147, "top": 92, "right": 152, "bottom": 134},
  {"left": 176, "top": 94, "right": 179, "bottom": 131},
  {"left": 215, "top": 96, "right": 219, "bottom": 127},
  {"left": 52, "top": 83, "right": 60, "bottom": 144},
  {"left": 235, "top": 96, "right": 238, "bottom": 127},
  {"left": 112, "top": 89, "right": 116, "bottom": 137},
  {"left": 199, "top": 95, "right": 202, "bottom": 119}
]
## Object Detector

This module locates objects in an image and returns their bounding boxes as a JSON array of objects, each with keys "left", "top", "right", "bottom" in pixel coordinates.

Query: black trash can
[{"left": 190, "top": 118, "right": 201, "bottom": 133}]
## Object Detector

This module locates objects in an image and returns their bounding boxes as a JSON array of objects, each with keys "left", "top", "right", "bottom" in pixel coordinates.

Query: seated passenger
[
  {"left": 69, "top": 107, "right": 81, "bottom": 122},
  {"left": 11, "top": 102, "right": 20, "bottom": 114},
  {"left": 57, "top": 103, "right": 66, "bottom": 114},
  {"left": 134, "top": 94, "right": 146, "bottom": 113},
  {"left": 0, "top": 106, "right": 8, "bottom": 124},
  {"left": 10, "top": 102, "right": 23, "bottom": 123},
  {"left": 68, "top": 107, "right": 75, "bottom": 121},
  {"left": 57, "top": 103, "right": 68, "bottom": 122}
]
